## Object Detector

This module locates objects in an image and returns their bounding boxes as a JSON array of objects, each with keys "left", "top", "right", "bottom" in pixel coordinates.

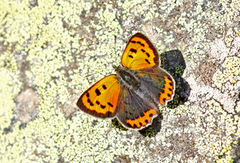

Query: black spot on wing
[
  {"left": 107, "top": 102, "right": 113, "bottom": 107},
  {"left": 140, "top": 49, "right": 150, "bottom": 57},
  {"left": 86, "top": 98, "right": 94, "bottom": 106},
  {"left": 136, "top": 41, "right": 145, "bottom": 47},
  {"left": 102, "top": 85, "right": 107, "bottom": 90},
  {"left": 86, "top": 92, "right": 90, "bottom": 97},
  {"left": 130, "top": 48, "right": 137, "bottom": 53},
  {"left": 100, "top": 104, "right": 106, "bottom": 109},
  {"left": 145, "top": 59, "right": 150, "bottom": 64},
  {"left": 95, "top": 89, "right": 101, "bottom": 96},
  {"left": 131, "top": 40, "right": 145, "bottom": 47},
  {"left": 128, "top": 55, "right": 133, "bottom": 58}
]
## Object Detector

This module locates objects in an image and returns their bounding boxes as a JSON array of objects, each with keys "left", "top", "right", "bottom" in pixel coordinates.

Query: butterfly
[{"left": 77, "top": 33, "right": 175, "bottom": 130}]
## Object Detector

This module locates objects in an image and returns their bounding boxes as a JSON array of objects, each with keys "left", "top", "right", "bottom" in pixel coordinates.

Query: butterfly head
[{"left": 113, "top": 65, "right": 122, "bottom": 72}]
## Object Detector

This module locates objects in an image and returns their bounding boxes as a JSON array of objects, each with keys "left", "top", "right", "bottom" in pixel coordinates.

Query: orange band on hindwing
[
  {"left": 159, "top": 76, "right": 174, "bottom": 105},
  {"left": 126, "top": 109, "right": 157, "bottom": 129}
]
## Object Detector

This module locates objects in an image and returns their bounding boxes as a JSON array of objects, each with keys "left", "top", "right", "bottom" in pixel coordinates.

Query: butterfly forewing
[
  {"left": 77, "top": 75, "right": 121, "bottom": 118},
  {"left": 121, "top": 33, "right": 159, "bottom": 70}
]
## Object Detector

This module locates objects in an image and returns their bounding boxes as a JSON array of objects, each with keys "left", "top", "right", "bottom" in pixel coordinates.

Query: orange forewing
[
  {"left": 77, "top": 75, "right": 120, "bottom": 118},
  {"left": 121, "top": 33, "right": 159, "bottom": 70}
]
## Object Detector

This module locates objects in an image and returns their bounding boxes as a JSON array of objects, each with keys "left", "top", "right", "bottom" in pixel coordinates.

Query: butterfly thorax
[{"left": 115, "top": 66, "right": 140, "bottom": 90}]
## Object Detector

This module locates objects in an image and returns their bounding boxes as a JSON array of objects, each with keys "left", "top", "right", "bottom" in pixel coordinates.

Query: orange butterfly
[{"left": 77, "top": 33, "right": 175, "bottom": 130}]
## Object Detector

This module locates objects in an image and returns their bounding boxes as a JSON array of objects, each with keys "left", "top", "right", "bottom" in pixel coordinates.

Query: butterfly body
[{"left": 77, "top": 33, "right": 175, "bottom": 130}]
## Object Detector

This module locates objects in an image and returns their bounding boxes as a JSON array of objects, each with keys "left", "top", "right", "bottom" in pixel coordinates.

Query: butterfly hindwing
[
  {"left": 121, "top": 33, "right": 159, "bottom": 70},
  {"left": 116, "top": 85, "right": 158, "bottom": 130},
  {"left": 136, "top": 67, "right": 175, "bottom": 106},
  {"left": 77, "top": 75, "right": 121, "bottom": 118}
]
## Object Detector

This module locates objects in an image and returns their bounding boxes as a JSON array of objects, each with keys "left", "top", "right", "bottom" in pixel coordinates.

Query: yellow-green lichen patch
[
  {"left": 231, "top": 0, "right": 240, "bottom": 10},
  {"left": 57, "top": 112, "right": 153, "bottom": 162},
  {"left": 236, "top": 101, "right": 240, "bottom": 113},
  {"left": 213, "top": 57, "right": 240, "bottom": 89},
  {"left": 196, "top": 100, "right": 228, "bottom": 159},
  {"left": 193, "top": 99, "right": 240, "bottom": 162},
  {"left": 0, "top": 40, "right": 21, "bottom": 133},
  {"left": 0, "top": 67, "right": 21, "bottom": 129}
]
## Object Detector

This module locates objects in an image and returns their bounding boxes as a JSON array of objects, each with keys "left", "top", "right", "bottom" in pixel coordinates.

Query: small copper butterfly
[{"left": 77, "top": 33, "right": 175, "bottom": 130}]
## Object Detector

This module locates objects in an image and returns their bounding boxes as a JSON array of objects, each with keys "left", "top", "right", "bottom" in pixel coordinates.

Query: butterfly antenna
[{"left": 112, "top": 65, "right": 117, "bottom": 69}]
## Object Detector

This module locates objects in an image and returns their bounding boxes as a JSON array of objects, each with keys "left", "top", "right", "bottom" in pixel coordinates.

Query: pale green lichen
[
  {"left": 213, "top": 57, "right": 240, "bottom": 88},
  {"left": 198, "top": 99, "right": 240, "bottom": 163},
  {"left": 0, "top": 50, "right": 21, "bottom": 131}
]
